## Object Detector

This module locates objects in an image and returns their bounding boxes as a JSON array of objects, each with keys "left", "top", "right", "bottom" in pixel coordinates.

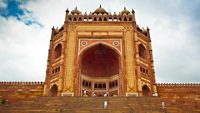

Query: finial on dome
[
  {"left": 131, "top": 9, "right": 135, "bottom": 14},
  {"left": 147, "top": 26, "right": 150, "bottom": 31},
  {"left": 121, "top": 7, "right": 130, "bottom": 15},
  {"left": 65, "top": 8, "right": 69, "bottom": 14},
  {"left": 93, "top": 5, "right": 108, "bottom": 14},
  {"left": 113, "top": 12, "right": 117, "bottom": 16},
  {"left": 71, "top": 6, "right": 82, "bottom": 15}
]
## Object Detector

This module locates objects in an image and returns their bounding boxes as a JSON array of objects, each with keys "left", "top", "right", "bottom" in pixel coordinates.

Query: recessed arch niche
[
  {"left": 81, "top": 44, "right": 119, "bottom": 77},
  {"left": 78, "top": 43, "right": 121, "bottom": 96}
]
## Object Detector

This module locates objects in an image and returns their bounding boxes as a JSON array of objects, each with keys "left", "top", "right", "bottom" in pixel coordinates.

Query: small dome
[
  {"left": 113, "top": 12, "right": 117, "bottom": 16},
  {"left": 71, "top": 7, "right": 82, "bottom": 15},
  {"left": 121, "top": 7, "right": 130, "bottom": 15},
  {"left": 93, "top": 5, "right": 108, "bottom": 14}
]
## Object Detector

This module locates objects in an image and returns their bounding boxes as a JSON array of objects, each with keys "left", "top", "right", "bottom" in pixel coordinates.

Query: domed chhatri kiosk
[{"left": 43, "top": 6, "right": 158, "bottom": 97}]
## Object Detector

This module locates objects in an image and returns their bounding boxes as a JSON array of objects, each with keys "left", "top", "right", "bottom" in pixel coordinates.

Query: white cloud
[
  {"left": 0, "top": 16, "right": 49, "bottom": 81},
  {"left": 0, "top": 0, "right": 7, "bottom": 9},
  {"left": 0, "top": 0, "right": 200, "bottom": 83}
]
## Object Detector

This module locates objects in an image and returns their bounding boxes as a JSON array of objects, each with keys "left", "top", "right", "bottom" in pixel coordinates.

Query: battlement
[
  {"left": 156, "top": 83, "right": 200, "bottom": 100},
  {"left": 0, "top": 81, "right": 44, "bottom": 85},
  {"left": 52, "top": 6, "right": 149, "bottom": 37},
  {"left": 156, "top": 83, "right": 200, "bottom": 87},
  {"left": 66, "top": 11, "right": 134, "bottom": 22},
  {"left": 65, "top": 6, "right": 135, "bottom": 22}
]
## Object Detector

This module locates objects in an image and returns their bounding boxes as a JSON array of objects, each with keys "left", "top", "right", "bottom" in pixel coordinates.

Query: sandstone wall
[
  {"left": 157, "top": 83, "right": 200, "bottom": 100},
  {"left": 0, "top": 82, "right": 44, "bottom": 103}
]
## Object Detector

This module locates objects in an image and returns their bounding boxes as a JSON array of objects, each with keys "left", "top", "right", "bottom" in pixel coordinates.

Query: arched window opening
[
  {"left": 88, "top": 82, "right": 91, "bottom": 87},
  {"left": 98, "top": 84, "right": 102, "bottom": 88},
  {"left": 109, "top": 82, "right": 112, "bottom": 88},
  {"left": 124, "top": 17, "right": 127, "bottom": 21},
  {"left": 85, "top": 82, "right": 88, "bottom": 87},
  {"left": 112, "top": 82, "right": 115, "bottom": 87},
  {"left": 94, "top": 17, "right": 97, "bottom": 21},
  {"left": 142, "top": 85, "right": 150, "bottom": 96},
  {"left": 142, "top": 68, "right": 145, "bottom": 73},
  {"left": 54, "top": 44, "right": 62, "bottom": 59},
  {"left": 138, "top": 44, "right": 146, "bottom": 59},
  {"left": 94, "top": 84, "right": 98, "bottom": 88},
  {"left": 140, "top": 67, "right": 143, "bottom": 72},
  {"left": 55, "top": 68, "right": 57, "bottom": 73},
  {"left": 82, "top": 80, "right": 85, "bottom": 86},
  {"left": 115, "top": 80, "right": 118, "bottom": 86},
  {"left": 50, "top": 85, "right": 58, "bottom": 96},
  {"left": 103, "top": 83, "right": 106, "bottom": 88}
]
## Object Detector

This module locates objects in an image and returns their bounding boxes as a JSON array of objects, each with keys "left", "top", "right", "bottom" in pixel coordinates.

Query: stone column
[
  {"left": 63, "top": 24, "right": 76, "bottom": 96},
  {"left": 124, "top": 25, "right": 137, "bottom": 96}
]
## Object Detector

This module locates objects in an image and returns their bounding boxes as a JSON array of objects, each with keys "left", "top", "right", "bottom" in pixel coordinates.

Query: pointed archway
[
  {"left": 142, "top": 85, "right": 150, "bottom": 96},
  {"left": 79, "top": 43, "right": 121, "bottom": 96},
  {"left": 50, "top": 85, "right": 58, "bottom": 96}
]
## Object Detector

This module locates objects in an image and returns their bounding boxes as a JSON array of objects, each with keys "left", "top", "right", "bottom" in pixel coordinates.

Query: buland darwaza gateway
[
  {"left": 44, "top": 6, "right": 157, "bottom": 97},
  {"left": 0, "top": 6, "right": 200, "bottom": 105}
]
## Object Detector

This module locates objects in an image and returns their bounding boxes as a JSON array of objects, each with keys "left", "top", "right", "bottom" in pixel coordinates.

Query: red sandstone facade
[
  {"left": 0, "top": 82, "right": 44, "bottom": 103},
  {"left": 43, "top": 6, "right": 157, "bottom": 97},
  {"left": 0, "top": 6, "right": 199, "bottom": 103}
]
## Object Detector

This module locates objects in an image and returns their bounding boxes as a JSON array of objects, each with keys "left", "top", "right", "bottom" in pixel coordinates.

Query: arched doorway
[
  {"left": 138, "top": 44, "right": 146, "bottom": 59},
  {"left": 142, "top": 85, "right": 150, "bottom": 96},
  {"left": 50, "top": 85, "right": 58, "bottom": 96},
  {"left": 80, "top": 44, "right": 120, "bottom": 96},
  {"left": 54, "top": 44, "right": 62, "bottom": 59}
]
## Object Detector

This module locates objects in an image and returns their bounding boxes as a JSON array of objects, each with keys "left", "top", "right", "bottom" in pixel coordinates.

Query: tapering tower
[{"left": 43, "top": 6, "right": 157, "bottom": 97}]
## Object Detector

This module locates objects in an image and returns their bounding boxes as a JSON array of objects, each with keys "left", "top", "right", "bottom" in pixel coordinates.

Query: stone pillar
[
  {"left": 124, "top": 25, "right": 137, "bottom": 96},
  {"left": 63, "top": 24, "right": 76, "bottom": 96}
]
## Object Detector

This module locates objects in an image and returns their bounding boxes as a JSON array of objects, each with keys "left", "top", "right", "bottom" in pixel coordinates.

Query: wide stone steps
[{"left": 0, "top": 96, "right": 199, "bottom": 113}]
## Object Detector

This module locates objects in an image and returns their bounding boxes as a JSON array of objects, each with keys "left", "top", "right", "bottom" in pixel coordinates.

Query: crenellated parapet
[
  {"left": 65, "top": 6, "right": 135, "bottom": 23},
  {"left": 51, "top": 5, "right": 149, "bottom": 38},
  {"left": 0, "top": 81, "right": 44, "bottom": 85},
  {"left": 54, "top": 5, "right": 148, "bottom": 37},
  {"left": 156, "top": 83, "right": 200, "bottom": 99},
  {"left": 0, "top": 81, "right": 44, "bottom": 103},
  {"left": 156, "top": 83, "right": 200, "bottom": 87}
]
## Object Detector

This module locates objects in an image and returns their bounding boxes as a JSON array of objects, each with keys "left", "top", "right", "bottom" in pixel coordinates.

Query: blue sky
[{"left": 0, "top": 0, "right": 200, "bottom": 83}]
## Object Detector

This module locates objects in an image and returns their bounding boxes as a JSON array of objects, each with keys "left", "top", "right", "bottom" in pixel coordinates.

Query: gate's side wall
[{"left": 0, "top": 82, "right": 44, "bottom": 103}]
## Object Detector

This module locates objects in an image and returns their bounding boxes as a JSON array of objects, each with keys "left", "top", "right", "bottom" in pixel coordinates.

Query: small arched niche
[
  {"left": 54, "top": 44, "right": 62, "bottom": 59},
  {"left": 142, "top": 85, "right": 150, "bottom": 96},
  {"left": 50, "top": 84, "right": 58, "bottom": 96},
  {"left": 138, "top": 44, "right": 146, "bottom": 59}
]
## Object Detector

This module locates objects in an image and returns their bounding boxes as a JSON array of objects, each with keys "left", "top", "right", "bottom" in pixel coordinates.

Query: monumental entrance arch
[
  {"left": 43, "top": 6, "right": 157, "bottom": 97},
  {"left": 79, "top": 42, "right": 121, "bottom": 96}
]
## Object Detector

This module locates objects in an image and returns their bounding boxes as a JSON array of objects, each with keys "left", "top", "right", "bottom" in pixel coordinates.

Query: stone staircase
[{"left": 0, "top": 96, "right": 199, "bottom": 113}]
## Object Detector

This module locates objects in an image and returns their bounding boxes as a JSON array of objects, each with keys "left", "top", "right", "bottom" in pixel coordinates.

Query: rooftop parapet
[
  {"left": 65, "top": 5, "right": 136, "bottom": 22},
  {"left": 0, "top": 81, "right": 44, "bottom": 85},
  {"left": 56, "top": 6, "right": 148, "bottom": 37},
  {"left": 156, "top": 83, "right": 200, "bottom": 87}
]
